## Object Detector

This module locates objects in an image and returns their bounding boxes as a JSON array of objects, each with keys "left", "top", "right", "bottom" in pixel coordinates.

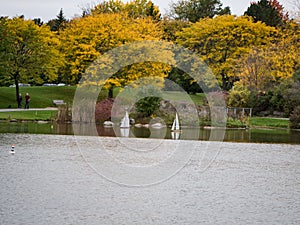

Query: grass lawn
[
  {"left": 0, "top": 86, "right": 77, "bottom": 109},
  {"left": 1, "top": 86, "right": 205, "bottom": 109},
  {"left": 0, "top": 110, "right": 57, "bottom": 121},
  {"left": 249, "top": 117, "right": 289, "bottom": 129},
  {"left": 162, "top": 92, "right": 205, "bottom": 105}
]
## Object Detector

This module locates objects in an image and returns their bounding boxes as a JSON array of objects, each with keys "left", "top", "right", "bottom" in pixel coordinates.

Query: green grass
[
  {"left": 1, "top": 86, "right": 205, "bottom": 109},
  {"left": 250, "top": 117, "right": 289, "bottom": 129},
  {"left": 0, "top": 110, "right": 57, "bottom": 121},
  {"left": 162, "top": 92, "right": 205, "bottom": 105},
  {"left": 0, "top": 86, "right": 77, "bottom": 109}
]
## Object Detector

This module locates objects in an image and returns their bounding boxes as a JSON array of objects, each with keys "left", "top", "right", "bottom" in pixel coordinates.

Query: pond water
[
  {"left": 0, "top": 133, "right": 299, "bottom": 224},
  {"left": 0, "top": 121, "right": 299, "bottom": 144}
]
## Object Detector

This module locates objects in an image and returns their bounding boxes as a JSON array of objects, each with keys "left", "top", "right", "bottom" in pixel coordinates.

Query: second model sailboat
[{"left": 171, "top": 113, "right": 181, "bottom": 132}]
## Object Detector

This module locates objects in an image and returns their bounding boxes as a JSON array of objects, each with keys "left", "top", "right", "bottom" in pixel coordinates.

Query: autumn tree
[
  {"left": 0, "top": 17, "right": 63, "bottom": 104},
  {"left": 89, "top": 0, "right": 161, "bottom": 20},
  {"left": 244, "top": 0, "right": 288, "bottom": 27},
  {"left": 176, "top": 15, "right": 277, "bottom": 90},
  {"left": 59, "top": 13, "right": 170, "bottom": 97},
  {"left": 236, "top": 21, "right": 300, "bottom": 91},
  {"left": 169, "top": 0, "right": 231, "bottom": 22},
  {"left": 160, "top": 18, "right": 190, "bottom": 42}
]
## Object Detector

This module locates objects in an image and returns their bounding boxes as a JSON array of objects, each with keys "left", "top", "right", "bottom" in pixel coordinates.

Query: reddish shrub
[{"left": 95, "top": 98, "right": 114, "bottom": 123}]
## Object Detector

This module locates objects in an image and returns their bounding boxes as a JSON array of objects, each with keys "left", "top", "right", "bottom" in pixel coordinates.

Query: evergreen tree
[
  {"left": 244, "top": 0, "right": 287, "bottom": 27},
  {"left": 48, "top": 8, "right": 67, "bottom": 32}
]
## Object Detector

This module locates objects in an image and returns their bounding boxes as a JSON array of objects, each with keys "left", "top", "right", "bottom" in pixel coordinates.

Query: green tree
[
  {"left": 47, "top": 8, "right": 67, "bottom": 32},
  {"left": 135, "top": 85, "right": 162, "bottom": 117},
  {"left": 244, "top": 0, "right": 288, "bottom": 27},
  {"left": 176, "top": 15, "right": 277, "bottom": 90},
  {"left": 166, "top": 67, "right": 202, "bottom": 94},
  {"left": 0, "top": 17, "right": 63, "bottom": 105},
  {"left": 169, "top": 0, "right": 231, "bottom": 22}
]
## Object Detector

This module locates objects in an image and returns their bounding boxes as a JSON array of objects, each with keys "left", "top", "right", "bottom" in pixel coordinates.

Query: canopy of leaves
[
  {"left": 169, "top": 0, "right": 231, "bottom": 23},
  {"left": 176, "top": 15, "right": 277, "bottom": 90},
  {"left": 90, "top": 0, "right": 161, "bottom": 20},
  {"left": 235, "top": 22, "right": 300, "bottom": 91},
  {"left": 59, "top": 13, "right": 169, "bottom": 86},
  {"left": 0, "top": 17, "right": 63, "bottom": 98}
]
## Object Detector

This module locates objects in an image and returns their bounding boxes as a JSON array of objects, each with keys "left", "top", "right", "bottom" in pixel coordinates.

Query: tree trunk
[
  {"left": 108, "top": 87, "right": 113, "bottom": 99},
  {"left": 14, "top": 75, "right": 19, "bottom": 107}
]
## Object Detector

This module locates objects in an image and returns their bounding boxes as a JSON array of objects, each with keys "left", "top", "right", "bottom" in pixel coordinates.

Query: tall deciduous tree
[
  {"left": 59, "top": 13, "right": 170, "bottom": 95},
  {"left": 176, "top": 15, "right": 277, "bottom": 90},
  {"left": 236, "top": 21, "right": 300, "bottom": 91},
  {"left": 0, "top": 17, "right": 63, "bottom": 104},
  {"left": 169, "top": 0, "right": 231, "bottom": 22}
]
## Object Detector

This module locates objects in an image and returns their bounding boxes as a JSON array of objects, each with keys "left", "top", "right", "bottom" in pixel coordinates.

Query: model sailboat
[
  {"left": 120, "top": 111, "right": 130, "bottom": 128},
  {"left": 171, "top": 113, "right": 181, "bottom": 132},
  {"left": 120, "top": 111, "right": 130, "bottom": 137}
]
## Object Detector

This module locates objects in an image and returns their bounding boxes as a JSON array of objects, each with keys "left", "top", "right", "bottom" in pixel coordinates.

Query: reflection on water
[{"left": 0, "top": 121, "right": 299, "bottom": 144}]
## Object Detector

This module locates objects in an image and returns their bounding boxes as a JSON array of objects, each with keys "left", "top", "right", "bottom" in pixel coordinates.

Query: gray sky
[{"left": 0, "top": 0, "right": 293, "bottom": 22}]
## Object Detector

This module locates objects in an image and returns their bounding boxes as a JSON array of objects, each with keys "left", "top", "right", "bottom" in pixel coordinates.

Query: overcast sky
[{"left": 0, "top": 0, "right": 293, "bottom": 22}]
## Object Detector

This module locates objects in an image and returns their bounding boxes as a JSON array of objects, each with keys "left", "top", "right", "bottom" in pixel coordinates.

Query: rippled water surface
[
  {"left": 1, "top": 122, "right": 300, "bottom": 144},
  {"left": 0, "top": 133, "right": 299, "bottom": 224}
]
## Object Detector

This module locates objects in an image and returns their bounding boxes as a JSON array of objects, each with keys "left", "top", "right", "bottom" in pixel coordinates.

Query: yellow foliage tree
[
  {"left": 59, "top": 13, "right": 170, "bottom": 93},
  {"left": 236, "top": 21, "right": 300, "bottom": 91},
  {"left": 176, "top": 15, "right": 277, "bottom": 90}
]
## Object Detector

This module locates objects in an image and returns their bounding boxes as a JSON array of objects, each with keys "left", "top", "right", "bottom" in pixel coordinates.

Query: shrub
[
  {"left": 95, "top": 98, "right": 114, "bottom": 123},
  {"left": 134, "top": 85, "right": 162, "bottom": 117},
  {"left": 228, "top": 85, "right": 250, "bottom": 108},
  {"left": 135, "top": 96, "right": 162, "bottom": 117}
]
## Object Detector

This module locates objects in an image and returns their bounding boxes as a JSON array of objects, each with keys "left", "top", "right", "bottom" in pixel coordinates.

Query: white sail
[
  {"left": 171, "top": 120, "right": 176, "bottom": 131},
  {"left": 171, "top": 113, "right": 180, "bottom": 131},
  {"left": 120, "top": 111, "right": 130, "bottom": 128}
]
